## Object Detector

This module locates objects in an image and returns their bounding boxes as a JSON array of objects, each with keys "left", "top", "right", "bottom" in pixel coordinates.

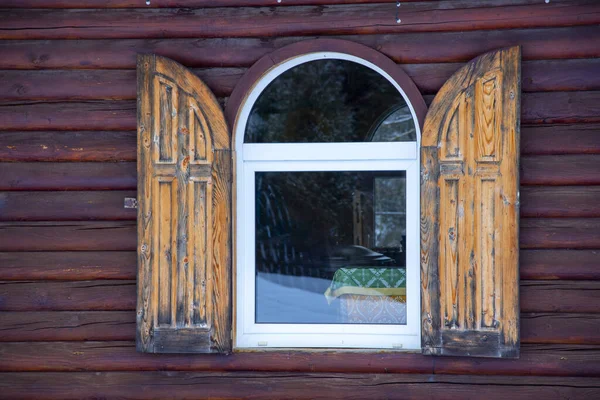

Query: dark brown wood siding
[{"left": 0, "top": 0, "right": 599, "bottom": 398}]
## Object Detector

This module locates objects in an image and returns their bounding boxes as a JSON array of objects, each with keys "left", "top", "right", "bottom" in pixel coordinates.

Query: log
[
  {"left": 1, "top": 92, "right": 598, "bottom": 131},
  {"left": 0, "top": 252, "right": 137, "bottom": 281},
  {"left": 1, "top": 124, "right": 596, "bottom": 162},
  {"left": 0, "top": 131, "right": 136, "bottom": 162},
  {"left": 2, "top": 59, "right": 599, "bottom": 101},
  {"left": 0, "top": 341, "right": 598, "bottom": 377},
  {"left": 0, "top": 372, "right": 597, "bottom": 400},
  {"left": 1, "top": 186, "right": 597, "bottom": 221},
  {"left": 520, "top": 218, "right": 600, "bottom": 249},
  {"left": 519, "top": 186, "right": 600, "bottom": 218},
  {"left": 1, "top": 26, "right": 598, "bottom": 69},
  {"left": 0, "top": 191, "right": 137, "bottom": 221},
  {"left": 1, "top": 279, "right": 597, "bottom": 312},
  {"left": 0, "top": 221, "right": 136, "bottom": 251},
  {"left": 2, "top": 2, "right": 598, "bottom": 40},
  {"left": 1, "top": 310, "right": 598, "bottom": 344},
  {"left": 519, "top": 249, "right": 600, "bottom": 280},
  {"left": 1, "top": 249, "right": 596, "bottom": 282},
  {"left": 520, "top": 155, "right": 600, "bottom": 186}
]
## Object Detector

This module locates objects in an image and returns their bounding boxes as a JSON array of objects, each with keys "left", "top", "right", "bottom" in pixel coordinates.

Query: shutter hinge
[{"left": 124, "top": 198, "right": 138, "bottom": 209}]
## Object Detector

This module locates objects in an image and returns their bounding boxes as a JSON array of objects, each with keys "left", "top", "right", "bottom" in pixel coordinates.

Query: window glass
[
  {"left": 244, "top": 59, "right": 416, "bottom": 143},
  {"left": 255, "top": 170, "right": 407, "bottom": 324}
]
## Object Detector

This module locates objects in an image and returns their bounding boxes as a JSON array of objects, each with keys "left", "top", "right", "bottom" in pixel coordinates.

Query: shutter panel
[
  {"left": 136, "top": 54, "right": 232, "bottom": 353},
  {"left": 421, "top": 47, "right": 520, "bottom": 358}
]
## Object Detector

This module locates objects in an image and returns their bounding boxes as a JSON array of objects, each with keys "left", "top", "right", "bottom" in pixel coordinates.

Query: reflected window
[{"left": 236, "top": 53, "right": 420, "bottom": 349}]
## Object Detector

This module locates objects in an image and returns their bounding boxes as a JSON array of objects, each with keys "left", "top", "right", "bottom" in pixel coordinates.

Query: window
[{"left": 235, "top": 53, "right": 422, "bottom": 349}]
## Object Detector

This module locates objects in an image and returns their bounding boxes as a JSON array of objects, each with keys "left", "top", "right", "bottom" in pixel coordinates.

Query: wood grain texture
[
  {"left": 520, "top": 218, "right": 600, "bottom": 249},
  {"left": 521, "top": 123, "right": 600, "bottom": 155},
  {"left": 0, "top": 372, "right": 597, "bottom": 400},
  {"left": 521, "top": 155, "right": 600, "bottom": 185},
  {"left": 2, "top": 311, "right": 598, "bottom": 344},
  {"left": 421, "top": 47, "right": 520, "bottom": 358},
  {"left": 0, "top": 252, "right": 137, "bottom": 281},
  {"left": 0, "top": 342, "right": 599, "bottom": 377},
  {"left": 2, "top": 279, "right": 597, "bottom": 313},
  {"left": 2, "top": 2, "right": 598, "bottom": 40},
  {"left": 1, "top": 26, "right": 598, "bottom": 70},
  {"left": 520, "top": 186, "right": 600, "bottom": 218},
  {"left": 136, "top": 54, "right": 231, "bottom": 353},
  {"left": 519, "top": 250, "right": 600, "bottom": 280}
]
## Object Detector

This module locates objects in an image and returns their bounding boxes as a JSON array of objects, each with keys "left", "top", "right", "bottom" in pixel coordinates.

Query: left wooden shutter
[{"left": 136, "top": 54, "right": 232, "bottom": 353}]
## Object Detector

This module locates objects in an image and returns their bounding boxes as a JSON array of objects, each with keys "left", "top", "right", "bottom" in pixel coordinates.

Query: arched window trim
[{"left": 227, "top": 41, "right": 427, "bottom": 350}]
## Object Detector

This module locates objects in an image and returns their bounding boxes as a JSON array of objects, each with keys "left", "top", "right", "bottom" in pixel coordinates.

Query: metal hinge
[{"left": 124, "top": 197, "right": 138, "bottom": 209}]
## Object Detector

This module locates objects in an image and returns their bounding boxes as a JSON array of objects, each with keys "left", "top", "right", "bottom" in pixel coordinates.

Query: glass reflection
[
  {"left": 255, "top": 171, "right": 407, "bottom": 324},
  {"left": 245, "top": 59, "right": 416, "bottom": 143}
]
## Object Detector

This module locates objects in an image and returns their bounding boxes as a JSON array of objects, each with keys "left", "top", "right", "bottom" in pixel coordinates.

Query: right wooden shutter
[{"left": 420, "top": 47, "right": 520, "bottom": 358}]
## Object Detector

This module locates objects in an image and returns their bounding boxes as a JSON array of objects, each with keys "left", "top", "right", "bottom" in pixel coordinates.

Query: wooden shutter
[
  {"left": 136, "top": 54, "right": 232, "bottom": 353},
  {"left": 421, "top": 47, "right": 520, "bottom": 358}
]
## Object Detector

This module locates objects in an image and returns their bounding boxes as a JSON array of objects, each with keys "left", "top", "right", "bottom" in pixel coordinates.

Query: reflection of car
[{"left": 327, "top": 245, "right": 393, "bottom": 268}]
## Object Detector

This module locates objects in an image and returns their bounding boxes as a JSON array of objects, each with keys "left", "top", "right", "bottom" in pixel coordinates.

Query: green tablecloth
[{"left": 324, "top": 267, "right": 406, "bottom": 304}]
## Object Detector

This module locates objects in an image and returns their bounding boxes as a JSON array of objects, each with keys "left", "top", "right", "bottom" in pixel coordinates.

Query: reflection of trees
[{"left": 246, "top": 60, "right": 410, "bottom": 143}]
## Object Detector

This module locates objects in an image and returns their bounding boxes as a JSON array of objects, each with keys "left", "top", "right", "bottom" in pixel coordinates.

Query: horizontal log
[
  {"left": 520, "top": 218, "right": 600, "bottom": 249},
  {"left": 0, "top": 162, "right": 136, "bottom": 190},
  {"left": 1, "top": 279, "right": 597, "bottom": 312},
  {"left": 0, "top": 252, "right": 137, "bottom": 280},
  {"left": 1, "top": 124, "right": 596, "bottom": 163},
  {"left": 520, "top": 250, "right": 600, "bottom": 281},
  {"left": 0, "top": 0, "right": 449, "bottom": 8},
  {"left": 2, "top": 2, "right": 598, "bottom": 40},
  {"left": 1, "top": 186, "right": 598, "bottom": 222},
  {"left": 1, "top": 310, "right": 597, "bottom": 344},
  {"left": 2, "top": 92, "right": 598, "bottom": 131},
  {"left": 519, "top": 186, "right": 600, "bottom": 218},
  {"left": 0, "top": 341, "right": 599, "bottom": 377},
  {"left": 520, "top": 123, "right": 600, "bottom": 155},
  {"left": 2, "top": 59, "right": 599, "bottom": 101},
  {"left": 2, "top": 155, "right": 598, "bottom": 192},
  {"left": 1, "top": 372, "right": 598, "bottom": 400},
  {"left": 1, "top": 249, "right": 596, "bottom": 282},
  {"left": 1, "top": 26, "right": 598, "bottom": 69},
  {"left": 520, "top": 155, "right": 600, "bottom": 186},
  {"left": 0, "top": 221, "right": 136, "bottom": 251},
  {"left": 0, "top": 131, "right": 136, "bottom": 162}
]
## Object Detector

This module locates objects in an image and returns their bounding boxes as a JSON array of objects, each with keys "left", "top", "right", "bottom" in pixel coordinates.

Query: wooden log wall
[{"left": 0, "top": 0, "right": 599, "bottom": 398}]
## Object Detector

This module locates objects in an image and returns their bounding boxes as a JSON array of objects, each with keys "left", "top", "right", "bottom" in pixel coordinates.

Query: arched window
[{"left": 232, "top": 42, "right": 426, "bottom": 349}]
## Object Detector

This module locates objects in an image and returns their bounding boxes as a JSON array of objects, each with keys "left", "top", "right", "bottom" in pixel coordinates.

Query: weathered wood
[
  {"left": 2, "top": 2, "right": 598, "bottom": 40},
  {"left": 0, "top": 191, "right": 136, "bottom": 221},
  {"left": 2, "top": 279, "right": 596, "bottom": 313},
  {"left": 0, "top": 281, "right": 136, "bottom": 311},
  {"left": 2, "top": 60, "right": 598, "bottom": 101},
  {"left": 0, "top": 252, "right": 137, "bottom": 281},
  {"left": 0, "top": 222, "right": 136, "bottom": 251},
  {"left": 521, "top": 218, "right": 600, "bottom": 249},
  {"left": 1, "top": 250, "right": 595, "bottom": 282},
  {"left": 520, "top": 155, "right": 600, "bottom": 186},
  {"left": 0, "top": 131, "right": 136, "bottom": 162},
  {"left": 2, "top": 311, "right": 598, "bottom": 344},
  {"left": 421, "top": 47, "right": 520, "bottom": 358},
  {"left": 0, "top": 342, "right": 599, "bottom": 377},
  {"left": 0, "top": 162, "right": 136, "bottom": 190},
  {"left": 2, "top": 92, "right": 598, "bottom": 131},
  {"left": 136, "top": 54, "right": 232, "bottom": 353},
  {"left": 520, "top": 250, "right": 600, "bottom": 280},
  {"left": 1, "top": 372, "right": 600, "bottom": 400},
  {"left": 1, "top": 26, "right": 598, "bottom": 70},
  {"left": 0, "top": 311, "right": 135, "bottom": 342},
  {"left": 520, "top": 186, "right": 600, "bottom": 218},
  {"left": 1, "top": 124, "right": 596, "bottom": 163},
  {"left": 521, "top": 123, "right": 600, "bottom": 155}
]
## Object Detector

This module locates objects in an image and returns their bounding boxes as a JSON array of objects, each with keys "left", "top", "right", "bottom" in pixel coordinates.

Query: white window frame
[{"left": 235, "top": 52, "right": 421, "bottom": 350}]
